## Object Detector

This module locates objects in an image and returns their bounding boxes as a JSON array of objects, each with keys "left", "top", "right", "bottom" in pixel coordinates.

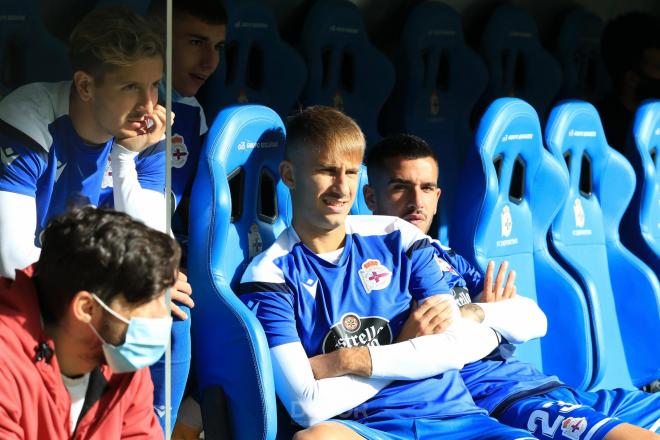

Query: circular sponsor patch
[{"left": 342, "top": 313, "right": 361, "bottom": 333}]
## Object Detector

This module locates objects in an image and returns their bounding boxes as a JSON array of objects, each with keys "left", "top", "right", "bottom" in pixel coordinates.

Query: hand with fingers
[
  {"left": 170, "top": 270, "right": 194, "bottom": 320},
  {"left": 479, "top": 260, "right": 516, "bottom": 303},
  {"left": 117, "top": 105, "right": 175, "bottom": 153},
  {"left": 396, "top": 294, "right": 457, "bottom": 342}
]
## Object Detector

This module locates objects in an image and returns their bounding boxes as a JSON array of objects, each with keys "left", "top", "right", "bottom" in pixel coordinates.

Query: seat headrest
[
  {"left": 555, "top": 8, "right": 610, "bottom": 102},
  {"left": 198, "top": 0, "right": 306, "bottom": 122},
  {"left": 479, "top": 5, "right": 561, "bottom": 118},
  {"left": 300, "top": 0, "right": 394, "bottom": 145},
  {"left": 192, "top": 104, "right": 287, "bottom": 288}
]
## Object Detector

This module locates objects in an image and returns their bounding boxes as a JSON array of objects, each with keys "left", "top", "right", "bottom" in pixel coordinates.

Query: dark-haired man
[
  {"left": 0, "top": 207, "right": 180, "bottom": 438},
  {"left": 363, "top": 133, "right": 660, "bottom": 440}
]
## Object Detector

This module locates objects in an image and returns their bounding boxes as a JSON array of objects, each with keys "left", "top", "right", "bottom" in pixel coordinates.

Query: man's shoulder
[
  {"left": 174, "top": 95, "right": 207, "bottom": 135},
  {"left": 241, "top": 228, "right": 299, "bottom": 284},
  {"left": 0, "top": 81, "right": 71, "bottom": 152}
]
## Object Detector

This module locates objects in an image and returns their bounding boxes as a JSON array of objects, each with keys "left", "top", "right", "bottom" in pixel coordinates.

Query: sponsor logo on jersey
[
  {"left": 172, "top": 134, "right": 188, "bottom": 168},
  {"left": 358, "top": 259, "right": 392, "bottom": 293},
  {"left": 560, "top": 417, "right": 587, "bottom": 440},
  {"left": 322, "top": 313, "right": 392, "bottom": 353},
  {"left": 55, "top": 160, "right": 67, "bottom": 183},
  {"left": 302, "top": 278, "right": 318, "bottom": 298},
  {"left": 0, "top": 146, "right": 19, "bottom": 167}
]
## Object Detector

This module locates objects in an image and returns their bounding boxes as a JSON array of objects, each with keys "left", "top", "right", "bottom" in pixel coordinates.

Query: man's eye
[
  {"left": 123, "top": 84, "right": 138, "bottom": 91},
  {"left": 190, "top": 39, "right": 202, "bottom": 46}
]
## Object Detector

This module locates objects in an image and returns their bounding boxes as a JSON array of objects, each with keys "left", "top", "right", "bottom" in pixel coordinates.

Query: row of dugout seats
[
  {"left": 0, "top": 0, "right": 614, "bottom": 244},
  {"left": 188, "top": 98, "right": 660, "bottom": 439}
]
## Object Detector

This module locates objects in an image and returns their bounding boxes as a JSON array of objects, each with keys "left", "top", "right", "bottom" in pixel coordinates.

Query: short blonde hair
[
  {"left": 69, "top": 6, "right": 164, "bottom": 81},
  {"left": 285, "top": 106, "right": 365, "bottom": 163}
]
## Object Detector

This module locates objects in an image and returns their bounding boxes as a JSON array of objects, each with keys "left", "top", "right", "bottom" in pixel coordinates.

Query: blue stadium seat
[
  {"left": 451, "top": 98, "right": 593, "bottom": 389},
  {"left": 189, "top": 105, "right": 288, "bottom": 440},
  {"left": 554, "top": 8, "right": 610, "bottom": 103},
  {"left": 478, "top": 5, "right": 561, "bottom": 121},
  {"left": 0, "top": 0, "right": 71, "bottom": 91},
  {"left": 381, "top": 1, "right": 487, "bottom": 244},
  {"left": 299, "top": 0, "right": 394, "bottom": 145},
  {"left": 545, "top": 100, "right": 660, "bottom": 389},
  {"left": 198, "top": 0, "right": 307, "bottom": 123},
  {"left": 620, "top": 100, "right": 660, "bottom": 275}
]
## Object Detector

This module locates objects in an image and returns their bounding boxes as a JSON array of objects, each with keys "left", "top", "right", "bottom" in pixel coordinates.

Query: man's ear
[
  {"left": 364, "top": 184, "right": 377, "bottom": 211},
  {"left": 279, "top": 160, "right": 295, "bottom": 190},
  {"left": 71, "top": 291, "right": 96, "bottom": 324},
  {"left": 73, "top": 71, "right": 95, "bottom": 102}
]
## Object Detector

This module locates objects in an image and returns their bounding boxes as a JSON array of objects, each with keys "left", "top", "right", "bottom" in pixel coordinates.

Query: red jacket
[{"left": 0, "top": 267, "right": 163, "bottom": 439}]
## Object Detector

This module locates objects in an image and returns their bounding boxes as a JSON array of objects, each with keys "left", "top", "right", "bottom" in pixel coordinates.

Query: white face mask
[{"left": 88, "top": 293, "right": 172, "bottom": 373}]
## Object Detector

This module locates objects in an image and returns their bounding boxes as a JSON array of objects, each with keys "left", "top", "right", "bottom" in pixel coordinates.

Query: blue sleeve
[
  {"left": 135, "top": 140, "right": 166, "bottom": 194},
  {"left": 0, "top": 142, "right": 45, "bottom": 197},
  {"left": 239, "top": 282, "right": 300, "bottom": 348},
  {"left": 441, "top": 248, "right": 484, "bottom": 297},
  {"left": 407, "top": 239, "right": 467, "bottom": 301}
]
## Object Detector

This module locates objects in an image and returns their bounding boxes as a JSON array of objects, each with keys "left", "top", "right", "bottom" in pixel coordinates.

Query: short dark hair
[
  {"left": 285, "top": 106, "right": 365, "bottom": 163},
  {"left": 148, "top": 0, "right": 228, "bottom": 25},
  {"left": 69, "top": 6, "right": 164, "bottom": 81},
  {"left": 35, "top": 207, "right": 180, "bottom": 324},
  {"left": 601, "top": 12, "right": 660, "bottom": 87},
  {"left": 365, "top": 133, "right": 438, "bottom": 182}
]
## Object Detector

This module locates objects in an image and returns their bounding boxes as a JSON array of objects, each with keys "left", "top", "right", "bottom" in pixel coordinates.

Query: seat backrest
[
  {"left": 554, "top": 8, "right": 610, "bottom": 103},
  {"left": 381, "top": 1, "right": 487, "bottom": 243},
  {"left": 198, "top": 0, "right": 307, "bottom": 122},
  {"left": 299, "top": 0, "right": 394, "bottom": 145},
  {"left": 450, "top": 98, "right": 592, "bottom": 386},
  {"left": 0, "top": 0, "right": 72, "bottom": 91},
  {"left": 621, "top": 100, "right": 660, "bottom": 275},
  {"left": 189, "top": 105, "right": 288, "bottom": 440},
  {"left": 546, "top": 100, "right": 659, "bottom": 389},
  {"left": 479, "top": 5, "right": 561, "bottom": 121}
]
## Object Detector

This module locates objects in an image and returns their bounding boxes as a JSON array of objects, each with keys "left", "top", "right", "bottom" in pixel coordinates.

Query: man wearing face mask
[
  {"left": 598, "top": 11, "right": 660, "bottom": 153},
  {"left": 0, "top": 206, "right": 179, "bottom": 439}
]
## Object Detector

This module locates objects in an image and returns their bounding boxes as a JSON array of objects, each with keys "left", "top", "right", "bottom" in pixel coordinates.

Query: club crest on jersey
[
  {"left": 560, "top": 417, "right": 587, "bottom": 440},
  {"left": 322, "top": 313, "right": 393, "bottom": 353},
  {"left": 172, "top": 134, "right": 188, "bottom": 168},
  {"left": 434, "top": 255, "right": 457, "bottom": 274},
  {"left": 358, "top": 259, "right": 392, "bottom": 293}
]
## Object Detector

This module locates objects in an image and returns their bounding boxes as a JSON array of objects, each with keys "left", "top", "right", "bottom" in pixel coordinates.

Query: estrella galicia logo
[
  {"left": 322, "top": 313, "right": 392, "bottom": 353},
  {"left": 451, "top": 286, "right": 471, "bottom": 307}
]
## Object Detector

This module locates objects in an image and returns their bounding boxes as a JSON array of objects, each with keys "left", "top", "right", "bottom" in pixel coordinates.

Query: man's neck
[
  {"left": 43, "top": 321, "right": 95, "bottom": 378},
  {"left": 292, "top": 219, "right": 346, "bottom": 254},
  {"left": 68, "top": 88, "right": 112, "bottom": 145}
]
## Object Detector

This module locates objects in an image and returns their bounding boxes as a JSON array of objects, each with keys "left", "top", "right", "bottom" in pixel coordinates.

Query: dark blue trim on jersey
[
  {"left": 405, "top": 237, "right": 433, "bottom": 258},
  {"left": 490, "top": 381, "right": 566, "bottom": 418},
  {"left": 239, "top": 281, "right": 291, "bottom": 295},
  {"left": 0, "top": 119, "right": 47, "bottom": 157}
]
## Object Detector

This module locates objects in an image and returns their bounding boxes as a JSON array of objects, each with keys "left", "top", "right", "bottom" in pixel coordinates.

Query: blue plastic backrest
[
  {"left": 546, "top": 100, "right": 660, "bottom": 389},
  {"left": 189, "top": 105, "right": 288, "bottom": 440},
  {"left": 0, "top": 0, "right": 71, "bottom": 91},
  {"left": 299, "top": 0, "right": 394, "bottom": 145},
  {"left": 555, "top": 8, "right": 610, "bottom": 103},
  {"left": 198, "top": 0, "right": 307, "bottom": 122},
  {"left": 621, "top": 100, "right": 660, "bottom": 275},
  {"left": 450, "top": 98, "right": 592, "bottom": 387},
  {"left": 479, "top": 5, "right": 561, "bottom": 120},
  {"left": 382, "top": 1, "right": 487, "bottom": 243}
]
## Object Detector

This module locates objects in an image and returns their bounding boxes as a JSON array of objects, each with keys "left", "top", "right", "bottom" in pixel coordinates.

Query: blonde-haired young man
[{"left": 239, "top": 106, "right": 538, "bottom": 439}]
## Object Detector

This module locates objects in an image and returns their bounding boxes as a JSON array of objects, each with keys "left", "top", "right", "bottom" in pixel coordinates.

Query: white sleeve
[
  {"left": 110, "top": 143, "right": 166, "bottom": 232},
  {"left": 271, "top": 342, "right": 390, "bottom": 428},
  {"left": 478, "top": 296, "right": 548, "bottom": 344},
  {"left": 0, "top": 191, "right": 41, "bottom": 278},
  {"left": 367, "top": 318, "right": 500, "bottom": 381}
]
